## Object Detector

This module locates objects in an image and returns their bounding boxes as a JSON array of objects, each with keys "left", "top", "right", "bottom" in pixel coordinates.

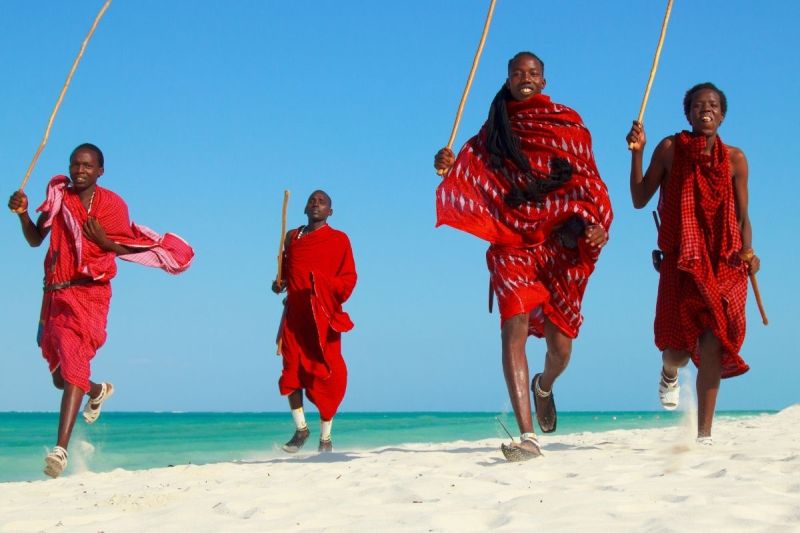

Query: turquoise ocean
[{"left": 0, "top": 411, "right": 770, "bottom": 483}]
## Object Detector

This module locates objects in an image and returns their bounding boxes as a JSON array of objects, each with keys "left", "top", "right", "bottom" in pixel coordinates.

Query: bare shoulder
[
  {"left": 650, "top": 135, "right": 675, "bottom": 168},
  {"left": 656, "top": 135, "right": 675, "bottom": 152},
  {"left": 727, "top": 145, "right": 749, "bottom": 176},
  {"left": 727, "top": 145, "right": 747, "bottom": 163}
]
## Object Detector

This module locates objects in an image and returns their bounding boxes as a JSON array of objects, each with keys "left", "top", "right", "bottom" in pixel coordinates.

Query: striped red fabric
[
  {"left": 655, "top": 132, "right": 749, "bottom": 378},
  {"left": 35, "top": 176, "right": 194, "bottom": 391}
]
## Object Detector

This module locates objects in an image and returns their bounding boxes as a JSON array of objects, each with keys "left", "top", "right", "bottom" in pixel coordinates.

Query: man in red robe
[
  {"left": 434, "top": 52, "right": 612, "bottom": 461},
  {"left": 627, "top": 83, "right": 759, "bottom": 443},
  {"left": 272, "top": 190, "right": 356, "bottom": 453},
  {"left": 8, "top": 143, "right": 194, "bottom": 478}
]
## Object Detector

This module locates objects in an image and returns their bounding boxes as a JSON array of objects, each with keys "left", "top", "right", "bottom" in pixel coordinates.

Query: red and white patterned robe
[{"left": 436, "top": 93, "right": 612, "bottom": 338}]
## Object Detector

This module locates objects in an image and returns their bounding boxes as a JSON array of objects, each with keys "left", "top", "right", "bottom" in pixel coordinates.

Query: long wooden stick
[
  {"left": 739, "top": 249, "right": 768, "bottom": 325},
  {"left": 276, "top": 190, "right": 290, "bottom": 285},
  {"left": 437, "top": 0, "right": 497, "bottom": 175},
  {"left": 749, "top": 273, "right": 768, "bottom": 325},
  {"left": 628, "top": 0, "right": 673, "bottom": 150},
  {"left": 276, "top": 190, "right": 290, "bottom": 355},
  {"left": 15, "top": 0, "right": 112, "bottom": 201}
]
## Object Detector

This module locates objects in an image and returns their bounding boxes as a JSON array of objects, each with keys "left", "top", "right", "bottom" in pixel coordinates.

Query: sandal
[
  {"left": 532, "top": 373, "right": 557, "bottom": 433},
  {"left": 282, "top": 427, "right": 310, "bottom": 453},
  {"left": 83, "top": 382, "right": 114, "bottom": 424},
  {"left": 318, "top": 438, "right": 333, "bottom": 453},
  {"left": 658, "top": 370, "right": 680, "bottom": 411},
  {"left": 501, "top": 433, "right": 542, "bottom": 462},
  {"left": 44, "top": 446, "right": 68, "bottom": 478}
]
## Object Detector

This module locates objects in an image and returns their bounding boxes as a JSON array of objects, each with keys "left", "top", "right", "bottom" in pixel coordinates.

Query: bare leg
[
  {"left": 56, "top": 383, "right": 85, "bottom": 450},
  {"left": 287, "top": 389, "right": 303, "bottom": 410},
  {"left": 87, "top": 381, "right": 103, "bottom": 400},
  {"left": 501, "top": 314, "right": 534, "bottom": 438},
  {"left": 539, "top": 317, "right": 573, "bottom": 392},
  {"left": 696, "top": 332, "right": 722, "bottom": 438},
  {"left": 662, "top": 348, "right": 691, "bottom": 380}
]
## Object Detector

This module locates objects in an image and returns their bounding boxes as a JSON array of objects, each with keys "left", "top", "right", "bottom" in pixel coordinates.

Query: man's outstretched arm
[{"left": 8, "top": 190, "right": 49, "bottom": 247}]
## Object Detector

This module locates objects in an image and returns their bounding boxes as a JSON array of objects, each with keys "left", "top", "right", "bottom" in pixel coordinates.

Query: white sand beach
[{"left": 1, "top": 406, "right": 798, "bottom": 532}]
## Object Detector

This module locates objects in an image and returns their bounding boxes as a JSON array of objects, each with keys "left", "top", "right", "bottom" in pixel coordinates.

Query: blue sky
[{"left": 1, "top": 1, "right": 797, "bottom": 413}]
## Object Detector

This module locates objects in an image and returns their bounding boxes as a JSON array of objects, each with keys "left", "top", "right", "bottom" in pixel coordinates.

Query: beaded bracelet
[{"left": 739, "top": 248, "right": 755, "bottom": 261}]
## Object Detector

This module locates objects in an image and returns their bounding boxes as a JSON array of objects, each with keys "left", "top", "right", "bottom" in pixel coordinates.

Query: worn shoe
[
  {"left": 44, "top": 446, "right": 68, "bottom": 478},
  {"left": 501, "top": 433, "right": 542, "bottom": 462},
  {"left": 318, "top": 438, "right": 333, "bottom": 453},
  {"left": 532, "top": 373, "right": 557, "bottom": 433},
  {"left": 83, "top": 382, "right": 114, "bottom": 424},
  {"left": 658, "top": 370, "right": 680, "bottom": 411},
  {"left": 282, "top": 427, "right": 310, "bottom": 453}
]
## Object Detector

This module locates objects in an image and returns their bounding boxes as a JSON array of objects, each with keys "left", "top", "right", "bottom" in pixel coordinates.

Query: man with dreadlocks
[
  {"left": 434, "top": 52, "right": 612, "bottom": 461},
  {"left": 626, "top": 83, "right": 759, "bottom": 444}
]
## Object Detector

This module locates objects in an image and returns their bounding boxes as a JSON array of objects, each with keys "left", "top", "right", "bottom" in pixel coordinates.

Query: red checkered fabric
[
  {"left": 436, "top": 94, "right": 612, "bottom": 337},
  {"left": 655, "top": 132, "right": 749, "bottom": 378}
]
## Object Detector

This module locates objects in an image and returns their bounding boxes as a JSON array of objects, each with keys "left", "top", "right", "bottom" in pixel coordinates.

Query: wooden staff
[
  {"left": 276, "top": 190, "right": 290, "bottom": 285},
  {"left": 749, "top": 273, "right": 768, "bottom": 326},
  {"left": 11, "top": 0, "right": 113, "bottom": 213},
  {"left": 628, "top": 0, "right": 673, "bottom": 150},
  {"left": 740, "top": 249, "right": 768, "bottom": 325},
  {"left": 276, "top": 190, "right": 290, "bottom": 354},
  {"left": 437, "top": 0, "right": 497, "bottom": 175}
]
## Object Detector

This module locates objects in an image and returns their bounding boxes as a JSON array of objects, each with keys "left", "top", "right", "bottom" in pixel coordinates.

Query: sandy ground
[{"left": 1, "top": 406, "right": 798, "bottom": 532}]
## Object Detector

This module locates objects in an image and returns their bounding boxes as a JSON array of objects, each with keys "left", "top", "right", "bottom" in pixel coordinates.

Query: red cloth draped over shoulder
[
  {"left": 436, "top": 94, "right": 612, "bottom": 246},
  {"left": 655, "top": 132, "right": 749, "bottom": 378},
  {"left": 278, "top": 225, "right": 356, "bottom": 420},
  {"left": 435, "top": 94, "right": 612, "bottom": 338},
  {"left": 37, "top": 175, "right": 195, "bottom": 281},
  {"left": 34, "top": 176, "right": 194, "bottom": 392}
]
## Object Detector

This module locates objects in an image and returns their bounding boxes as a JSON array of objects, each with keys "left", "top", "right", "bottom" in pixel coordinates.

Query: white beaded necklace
[
  {"left": 87, "top": 189, "right": 96, "bottom": 214},
  {"left": 297, "top": 222, "right": 326, "bottom": 239}
]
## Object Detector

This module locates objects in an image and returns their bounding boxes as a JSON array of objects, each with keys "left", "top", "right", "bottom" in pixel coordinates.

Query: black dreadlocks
[{"left": 485, "top": 85, "right": 573, "bottom": 207}]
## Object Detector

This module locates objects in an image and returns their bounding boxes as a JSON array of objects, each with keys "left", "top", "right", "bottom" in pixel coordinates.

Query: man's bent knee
[{"left": 548, "top": 346, "right": 572, "bottom": 367}]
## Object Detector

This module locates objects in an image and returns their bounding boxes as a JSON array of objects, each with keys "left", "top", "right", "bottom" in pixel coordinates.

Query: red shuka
[
  {"left": 36, "top": 176, "right": 194, "bottom": 392},
  {"left": 277, "top": 224, "right": 357, "bottom": 420},
  {"left": 436, "top": 94, "right": 612, "bottom": 338},
  {"left": 655, "top": 132, "right": 749, "bottom": 378}
]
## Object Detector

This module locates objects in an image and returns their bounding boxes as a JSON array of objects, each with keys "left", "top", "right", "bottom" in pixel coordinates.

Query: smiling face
[
  {"left": 304, "top": 190, "right": 332, "bottom": 224},
  {"left": 686, "top": 87, "right": 725, "bottom": 136},
  {"left": 68, "top": 148, "right": 104, "bottom": 193},
  {"left": 505, "top": 54, "right": 546, "bottom": 101}
]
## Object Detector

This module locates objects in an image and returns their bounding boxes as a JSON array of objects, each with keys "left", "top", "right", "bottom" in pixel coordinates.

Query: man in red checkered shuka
[
  {"left": 434, "top": 52, "right": 612, "bottom": 461},
  {"left": 627, "top": 83, "right": 760, "bottom": 444},
  {"left": 8, "top": 143, "right": 194, "bottom": 478}
]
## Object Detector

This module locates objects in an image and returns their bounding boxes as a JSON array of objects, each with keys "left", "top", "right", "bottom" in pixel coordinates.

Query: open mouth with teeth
[
  {"left": 520, "top": 86, "right": 534, "bottom": 95},
  {"left": 699, "top": 111, "right": 715, "bottom": 124}
]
